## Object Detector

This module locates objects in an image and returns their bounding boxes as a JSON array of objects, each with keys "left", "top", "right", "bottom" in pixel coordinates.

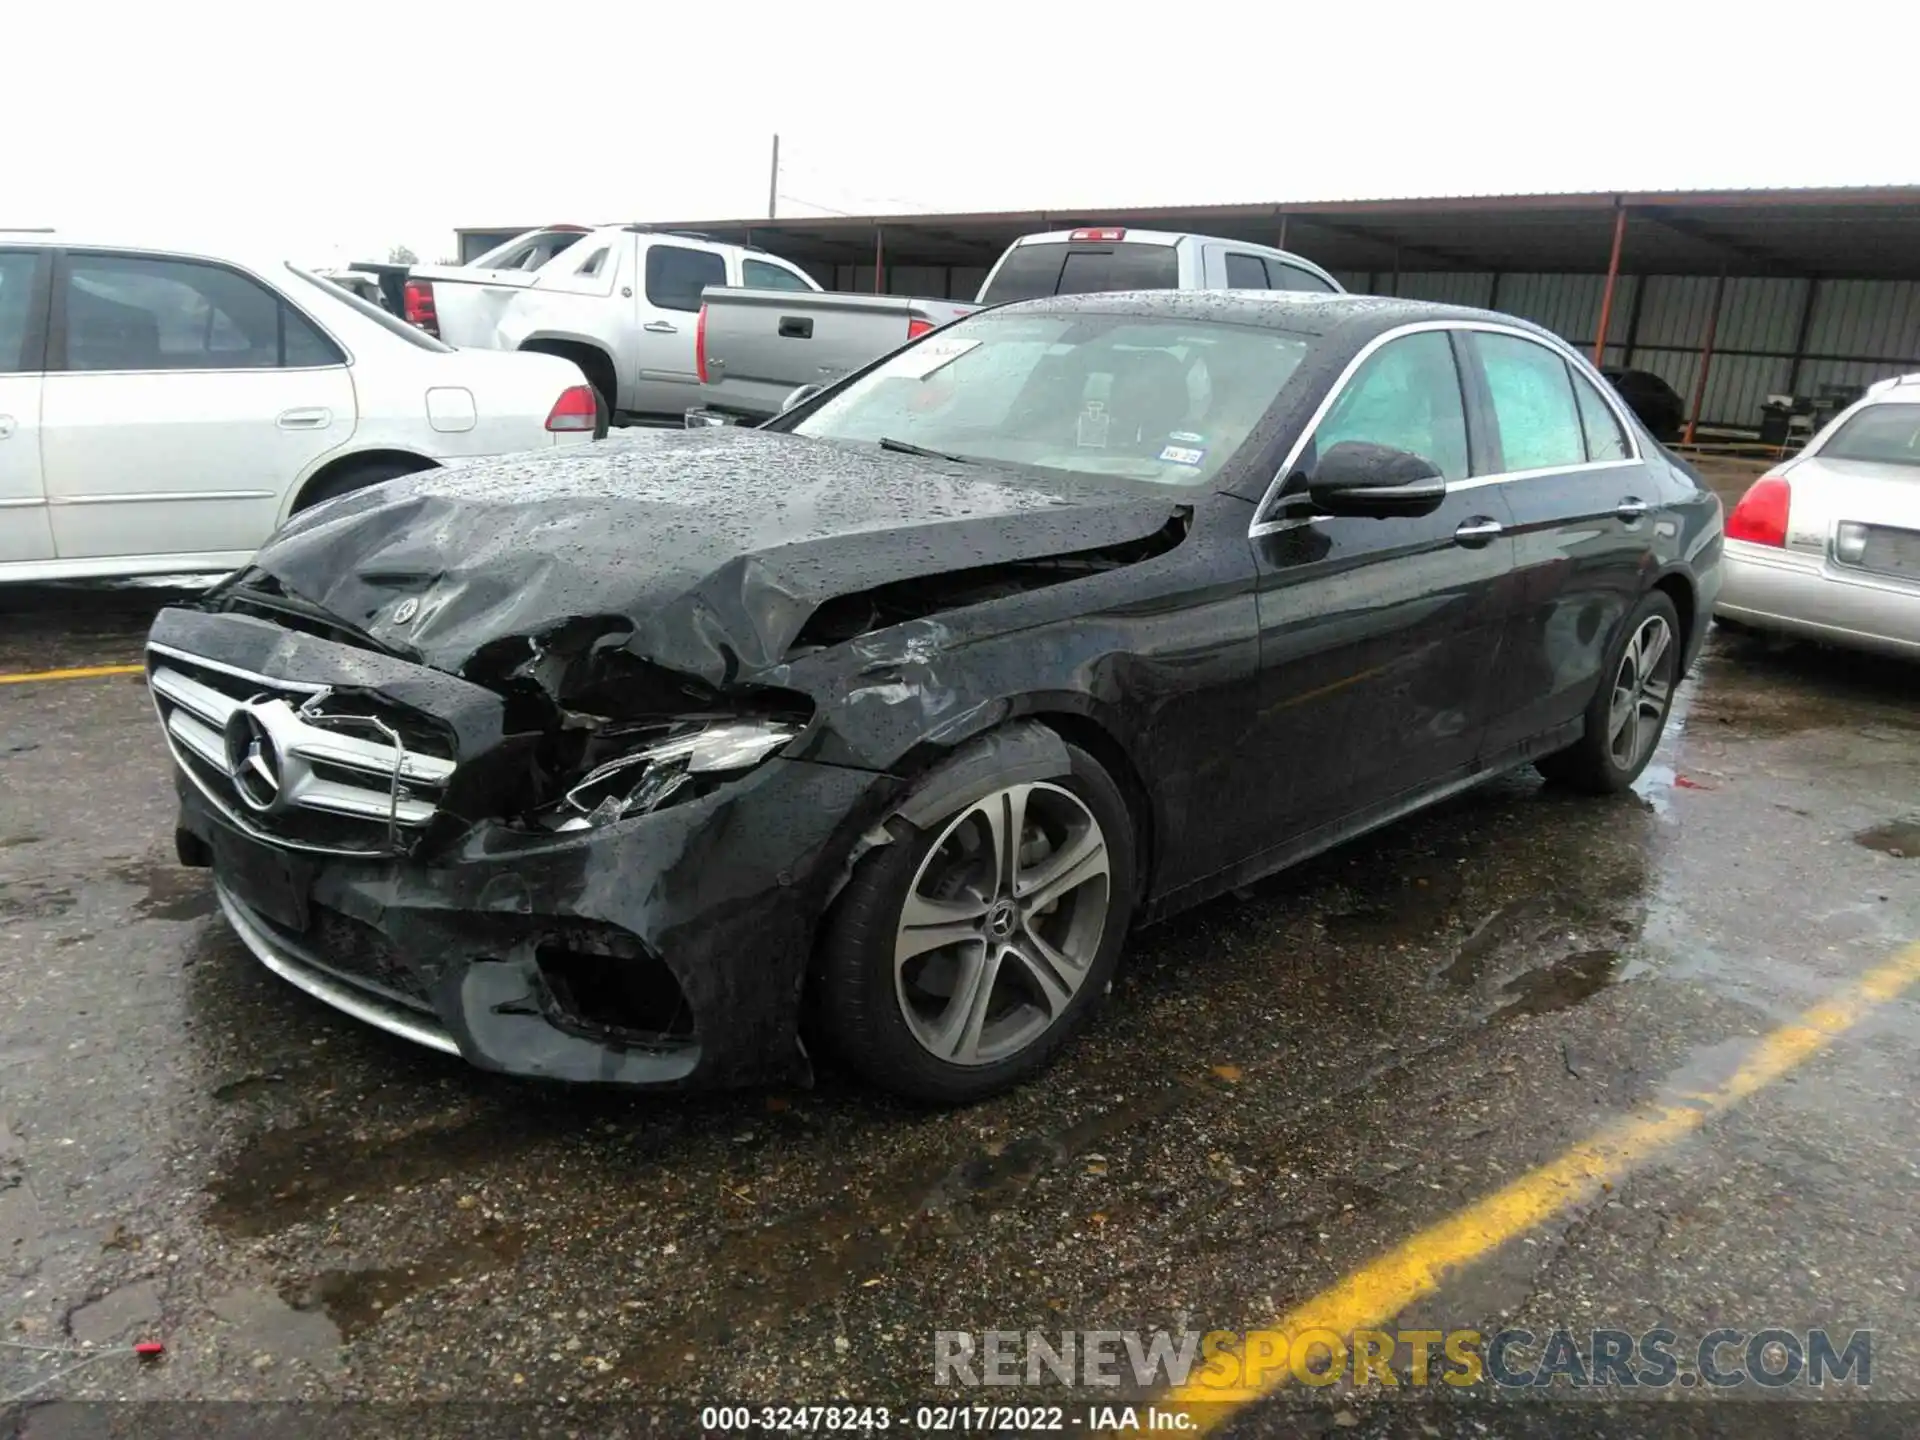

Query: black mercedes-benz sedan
[{"left": 147, "top": 292, "right": 1723, "bottom": 1103}]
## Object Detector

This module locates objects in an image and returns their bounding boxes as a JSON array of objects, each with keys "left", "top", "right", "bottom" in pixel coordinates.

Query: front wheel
[
  {"left": 1536, "top": 590, "right": 1682, "bottom": 794},
  {"left": 817, "top": 735, "right": 1136, "bottom": 1104}
]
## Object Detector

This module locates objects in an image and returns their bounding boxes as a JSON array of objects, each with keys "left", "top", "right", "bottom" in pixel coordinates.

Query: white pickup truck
[
  {"left": 690, "top": 227, "right": 1345, "bottom": 426},
  {"left": 401, "top": 225, "right": 822, "bottom": 424}
]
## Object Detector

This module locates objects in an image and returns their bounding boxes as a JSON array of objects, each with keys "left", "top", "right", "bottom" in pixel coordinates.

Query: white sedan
[
  {"left": 0, "top": 235, "right": 599, "bottom": 582},
  {"left": 1716, "top": 375, "right": 1920, "bottom": 658}
]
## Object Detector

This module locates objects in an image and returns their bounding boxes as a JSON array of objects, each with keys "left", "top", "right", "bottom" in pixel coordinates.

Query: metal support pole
[
  {"left": 1785, "top": 277, "right": 1820, "bottom": 396},
  {"left": 1622, "top": 272, "right": 1648, "bottom": 369},
  {"left": 1591, "top": 202, "right": 1628, "bottom": 367},
  {"left": 1488, "top": 272, "right": 1503, "bottom": 311},
  {"left": 1684, "top": 269, "right": 1728, "bottom": 445},
  {"left": 873, "top": 227, "right": 884, "bottom": 294},
  {"left": 767, "top": 134, "right": 779, "bottom": 220},
  {"left": 1277, "top": 213, "right": 1289, "bottom": 252}
]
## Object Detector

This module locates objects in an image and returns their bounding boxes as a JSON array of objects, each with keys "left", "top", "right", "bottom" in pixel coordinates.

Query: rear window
[
  {"left": 979, "top": 242, "right": 1179, "bottom": 304},
  {"left": 1820, "top": 402, "right": 1920, "bottom": 468},
  {"left": 287, "top": 266, "right": 452, "bottom": 353},
  {"left": 468, "top": 229, "right": 589, "bottom": 271}
]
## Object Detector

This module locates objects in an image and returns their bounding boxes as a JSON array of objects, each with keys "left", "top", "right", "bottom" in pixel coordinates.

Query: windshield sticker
[
  {"left": 1159, "top": 444, "right": 1206, "bottom": 467},
  {"left": 1077, "top": 402, "right": 1111, "bottom": 449},
  {"left": 1169, "top": 430, "right": 1205, "bottom": 444},
  {"left": 882, "top": 336, "right": 982, "bottom": 381}
]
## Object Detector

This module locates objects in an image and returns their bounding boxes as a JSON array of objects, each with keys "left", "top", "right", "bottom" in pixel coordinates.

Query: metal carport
[{"left": 623, "top": 187, "right": 1920, "bottom": 440}]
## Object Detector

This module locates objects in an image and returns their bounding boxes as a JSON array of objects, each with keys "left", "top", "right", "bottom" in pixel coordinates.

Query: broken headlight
[{"left": 538, "top": 719, "right": 800, "bottom": 832}]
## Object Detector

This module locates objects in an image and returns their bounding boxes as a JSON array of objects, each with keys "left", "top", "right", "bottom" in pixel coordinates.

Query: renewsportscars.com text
[{"left": 933, "top": 1327, "right": 1873, "bottom": 1392}]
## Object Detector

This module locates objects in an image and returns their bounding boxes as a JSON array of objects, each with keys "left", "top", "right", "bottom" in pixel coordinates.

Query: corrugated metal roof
[{"left": 630, "top": 187, "right": 1920, "bottom": 280}]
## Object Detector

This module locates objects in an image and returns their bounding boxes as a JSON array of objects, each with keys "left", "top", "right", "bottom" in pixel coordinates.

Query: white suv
[{"left": 0, "top": 236, "right": 599, "bottom": 583}]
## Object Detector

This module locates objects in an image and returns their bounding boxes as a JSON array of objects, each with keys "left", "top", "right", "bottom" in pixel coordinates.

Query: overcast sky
[{"left": 9, "top": 0, "right": 1913, "bottom": 269}]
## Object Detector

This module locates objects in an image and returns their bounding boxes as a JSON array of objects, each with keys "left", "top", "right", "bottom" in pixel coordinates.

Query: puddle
[
  {"left": 280, "top": 1225, "right": 526, "bottom": 1339},
  {"left": 1493, "top": 949, "right": 1623, "bottom": 1020},
  {"left": 1855, "top": 820, "right": 1920, "bottom": 859},
  {"left": 113, "top": 858, "right": 216, "bottom": 922},
  {"left": 206, "top": 1111, "right": 541, "bottom": 1237},
  {"left": 207, "top": 1284, "right": 343, "bottom": 1368}
]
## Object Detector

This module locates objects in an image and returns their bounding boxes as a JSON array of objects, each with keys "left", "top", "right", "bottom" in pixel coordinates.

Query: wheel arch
[
  {"left": 518, "top": 333, "right": 618, "bottom": 408},
  {"left": 876, "top": 696, "right": 1158, "bottom": 906},
  {"left": 1649, "top": 565, "right": 1698, "bottom": 670},
  {"left": 285, "top": 447, "right": 439, "bottom": 518}
]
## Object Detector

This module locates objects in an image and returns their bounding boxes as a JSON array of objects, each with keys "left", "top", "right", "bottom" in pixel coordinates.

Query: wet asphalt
[{"left": 1, "top": 463, "right": 1917, "bottom": 1434}]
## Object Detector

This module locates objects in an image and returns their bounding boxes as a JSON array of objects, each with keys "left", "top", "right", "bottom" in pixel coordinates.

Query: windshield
[
  {"left": 287, "top": 266, "right": 453, "bottom": 353},
  {"left": 979, "top": 242, "right": 1181, "bottom": 305},
  {"left": 792, "top": 311, "right": 1310, "bottom": 487},
  {"left": 1821, "top": 402, "right": 1920, "bottom": 468}
]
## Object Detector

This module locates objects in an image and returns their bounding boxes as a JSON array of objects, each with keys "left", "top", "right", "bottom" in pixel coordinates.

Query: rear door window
[
  {"left": 0, "top": 251, "right": 47, "bottom": 372},
  {"left": 1224, "top": 253, "right": 1269, "bottom": 289},
  {"left": 743, "top": 259, "right": 816, "bottom": 292},
  {"left": 62, "top": 253, "right": 336, "bottom": 372},
  {"left": 979, "top": 243, "right": 1179, "bottom": 304},
  {"left": 1473, "top": 332, "right": 1589, "bottom": 472},
  {"left": 645, "top": 244, "right": 727, "bottom": 312}
]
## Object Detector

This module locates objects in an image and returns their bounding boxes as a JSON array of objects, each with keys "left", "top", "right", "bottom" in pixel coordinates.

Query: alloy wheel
[
  {"left": 893, "top": 782, "right": 1111, "bottom": 1067},
  {"left": 1608, "top": 614, "right": 1675, "bottom": 772}
]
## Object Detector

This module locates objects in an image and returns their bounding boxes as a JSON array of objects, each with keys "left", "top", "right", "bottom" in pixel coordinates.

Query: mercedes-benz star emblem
[
  {"left": 392, "top": 597, "right": 420, "bottom": 625},
  {"left": 223, "top": 702, "right": 285, "bottom": 812}
]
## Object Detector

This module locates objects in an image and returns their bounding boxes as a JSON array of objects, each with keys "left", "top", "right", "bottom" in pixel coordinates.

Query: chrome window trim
[
  {"left": 44, "top": 363, "right": 350, "bottom": 379},
  {"left": 1247, "top": 319, "right": 1645, "bottom": 538}
]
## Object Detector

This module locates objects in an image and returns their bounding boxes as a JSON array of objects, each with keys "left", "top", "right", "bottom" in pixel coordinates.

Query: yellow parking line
[
  {"left": 0, "top": 663, "right": 144, "bottom": 686},
  {"left": 1162, "top": 940, "right": 1920, "bottom": 1425}
]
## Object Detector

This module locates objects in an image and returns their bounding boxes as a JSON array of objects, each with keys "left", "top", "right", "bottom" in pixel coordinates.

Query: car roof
[
  {"left": 0, "top": 230, "right": 317, "bottom": 281},
  {"left": 994, "top": 289, "right": 1563, "bottom": 346}
]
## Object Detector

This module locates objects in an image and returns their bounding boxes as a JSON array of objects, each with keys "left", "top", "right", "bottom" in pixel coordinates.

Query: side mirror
[
  {"left": 780, "top": 383, "right": 826, "bottom": 415},
  {"left": 1306, "top": 441, "right": 1447, "bottom": 518}
]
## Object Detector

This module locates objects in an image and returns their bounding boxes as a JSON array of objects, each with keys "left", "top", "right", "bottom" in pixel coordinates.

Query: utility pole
[{"left": 767, "top": 134, "right": 779, "bottom": 220}]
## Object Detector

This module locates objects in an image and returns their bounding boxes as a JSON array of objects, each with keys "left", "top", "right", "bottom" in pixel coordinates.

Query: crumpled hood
[{"left": 245, "top": 428, "right": 1184, "bottom": 687}]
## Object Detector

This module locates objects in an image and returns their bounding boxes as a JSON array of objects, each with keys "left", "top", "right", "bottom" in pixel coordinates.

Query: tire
[
  {"left": 588, "top": 383, "right": 612, "bottom": 440},
  {"left": 295, "top": 457, "right": 431, "bottom": 512},
  {"left": 1536, "top": 589, "right": 1682, "bottom": 794},
  {"left": 817, "top": 736, "right": 1137, "bottom": 1104}
]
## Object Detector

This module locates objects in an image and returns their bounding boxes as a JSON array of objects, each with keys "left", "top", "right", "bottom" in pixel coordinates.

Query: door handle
[
  {"left": 1616, "top": 497, "right": 1649, "bottom": 521},
  {"left": 1453, "top": 517, "right": 1504, "bottom": 547},
  {"left": 277, "top": 408, "right": 332, "bottom": 430},
  {"left": 0, "top": 415, "right": 15, "bottom": 440},
  {"left": 642, "top": 321, "right": 677, "bottom": 334}
]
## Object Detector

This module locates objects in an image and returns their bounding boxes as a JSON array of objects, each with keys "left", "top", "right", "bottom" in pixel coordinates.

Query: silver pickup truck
[{"left": 688, "top": 227, "right": 1344, "bottom": 426}]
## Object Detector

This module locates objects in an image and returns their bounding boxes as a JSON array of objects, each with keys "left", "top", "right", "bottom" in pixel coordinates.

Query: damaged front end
[{"left": 151, "top": 601, "right": 886, "bottom": 1089}]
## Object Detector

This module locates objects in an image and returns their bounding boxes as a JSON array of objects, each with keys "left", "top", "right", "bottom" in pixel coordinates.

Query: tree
[{"left": 388, "top": 245, "right": 418, "bottom": 265}]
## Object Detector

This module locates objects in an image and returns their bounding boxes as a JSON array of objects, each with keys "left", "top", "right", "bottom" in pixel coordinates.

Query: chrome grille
[{"left": 148, "top": 642, "right": 455, "bottom": 855}]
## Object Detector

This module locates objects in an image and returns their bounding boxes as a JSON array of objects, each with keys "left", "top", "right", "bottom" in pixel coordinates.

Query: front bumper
[
  {"left": 1715, "top": 540, "right": 1920, "bottom": 659},
  {"left": 178, "top": 752, "right": 888, "bottom": 1088}
]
